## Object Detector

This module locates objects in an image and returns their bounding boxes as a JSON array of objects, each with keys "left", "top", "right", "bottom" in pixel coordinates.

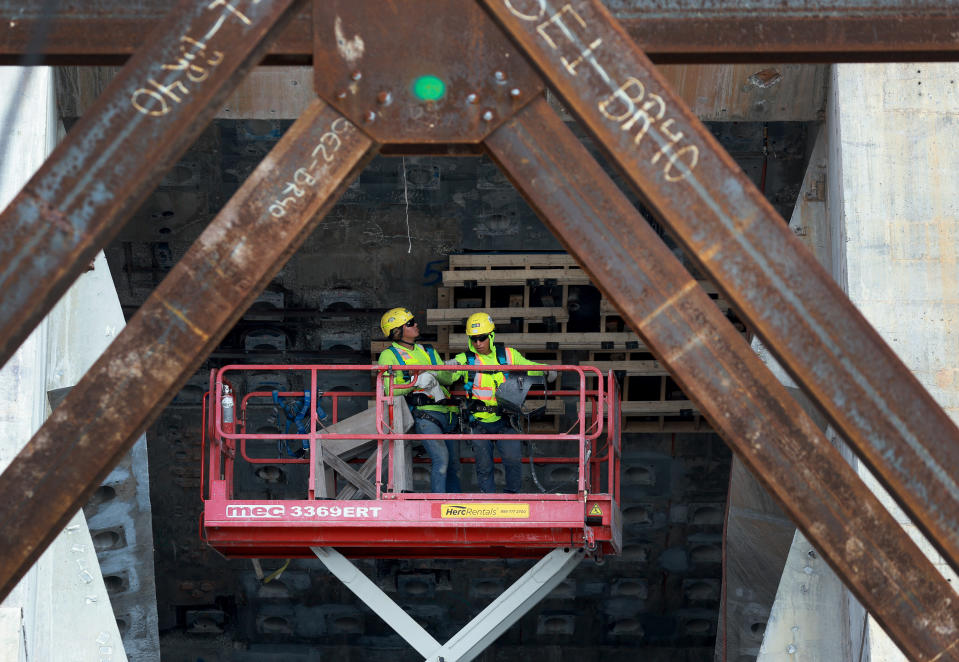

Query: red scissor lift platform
[{"left": 202, "top": 363, "right": 622, "bottom": 560}]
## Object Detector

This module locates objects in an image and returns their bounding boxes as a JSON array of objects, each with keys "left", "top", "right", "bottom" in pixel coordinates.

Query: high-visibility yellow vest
[{"left": 453, "top": 344, "right": 544, "bottom": 423}]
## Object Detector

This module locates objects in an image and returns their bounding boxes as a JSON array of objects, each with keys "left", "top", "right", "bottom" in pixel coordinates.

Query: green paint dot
[{"left": 413, "top": 75, "right": 446, "bottom": 101}]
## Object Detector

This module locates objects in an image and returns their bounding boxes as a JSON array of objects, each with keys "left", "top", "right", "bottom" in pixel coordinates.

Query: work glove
[
  {"left": 414, "top": 371, "right": 445, "bottom": 402},
  {"left": 546, "top": 370, "right": 558, "bottom": 383},
  {"left": 414, "top": 372, "right": 438, "bottom": 388},
  {"left": 444, "top": 358, "right": 460, "bottom": 365}
]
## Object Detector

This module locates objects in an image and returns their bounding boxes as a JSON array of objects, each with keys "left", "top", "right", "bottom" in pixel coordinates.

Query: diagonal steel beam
[
  {"left": 5, "top": 2, "right": 959, "bottom": 64},
  {"left": 0, "top": 99, "right": 376, "bottom": 602},
  {"left": 481, "top": 0, "right": 959, "bottom": 577},
  {"left": 0, "top": 0, "right": 307, "bottom": 372},
  {"left": 484, "top": 96, "right": 959, "bottom": 662}
]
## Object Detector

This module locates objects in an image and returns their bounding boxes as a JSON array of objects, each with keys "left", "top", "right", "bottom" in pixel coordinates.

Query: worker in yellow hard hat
[
  {"left": 450, "top": 312, "right": 556, "bottom": 493},
  {"left": 377, "top": 307, "right": 460, "bottom": 493}
]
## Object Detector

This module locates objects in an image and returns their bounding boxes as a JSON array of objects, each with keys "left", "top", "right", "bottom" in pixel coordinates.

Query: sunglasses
[
  {"left": 471, "top": 333, "right": 491, "bottom": 343},
  {"left": 405, "top": 319, "right": 418, "bottom": 327}
]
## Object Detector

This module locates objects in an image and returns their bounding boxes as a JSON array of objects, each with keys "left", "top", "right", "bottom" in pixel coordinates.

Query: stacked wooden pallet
[
  {"left": 383, "top": 254, "right": 747, "bottom": 433},
  {"left": 586, "top": 352, "right": 708, "bottom": 433}
]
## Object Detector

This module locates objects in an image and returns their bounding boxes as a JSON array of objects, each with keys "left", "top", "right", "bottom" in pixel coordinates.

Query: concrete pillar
[
  {"left": 758, "top": 62, "right": 959, "bottom": 662},
  {"left": 0, "top": 65, "right": 127, "bottom": 662},
  {"left": 0, "top": 66, "right": 159, "bottom": 660},
  {"left": 750, "top": 121, "right": 868, "bottom": 662},
  {"left": 824, "top": 61, "right": 959, "bottom": 661},
  {"left": 721, "top": 128, "right": 839, "bottom": 662}
]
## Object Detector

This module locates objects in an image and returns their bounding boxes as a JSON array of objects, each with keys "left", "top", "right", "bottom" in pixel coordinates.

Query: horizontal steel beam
[
  {"left": 484, "top": 97, "right": 959, "bottom": 662},
  {"left": 3, "top": 1, "right": 959, "bottom": 64},
  {"left": 0, "top": 0, "right": 305, "bottom": 370},
  {"left": 0, "top": 100, "right": 376, "bottom": 602},
  {"left": 482, "top": 0, "right": 959, "bottom": 589}
]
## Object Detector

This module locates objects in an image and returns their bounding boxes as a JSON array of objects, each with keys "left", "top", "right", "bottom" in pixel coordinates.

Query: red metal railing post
[
  {"left": 374, "top": 370, "right": 385, "bottom": 499},
  {"left": 310, "top": 367, "right": 318, "bottom": 497}
]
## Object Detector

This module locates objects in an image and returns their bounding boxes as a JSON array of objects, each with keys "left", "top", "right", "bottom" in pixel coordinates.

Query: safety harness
[
  {"left": 272, "top": 390, "right": 329, "bottom": 457},
  {"left": 389, "top": 344, "right": 440, "bottom": 366},
  {"left": 463, "top": 342, "right": 509, "bottom": 416}
]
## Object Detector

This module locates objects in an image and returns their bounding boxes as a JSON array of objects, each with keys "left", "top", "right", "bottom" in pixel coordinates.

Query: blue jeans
[
  {"left": 414, "top": 410, "right": 461, "bottom": 493},
  {"left": 471, "top": 418, "right": 522, "bottom": 494}
]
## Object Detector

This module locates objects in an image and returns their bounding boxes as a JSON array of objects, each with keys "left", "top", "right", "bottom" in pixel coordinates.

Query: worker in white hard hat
[
  {"left": 377, "top": 307, "right": 460, "bottom": 493},
  {"left": 450, "top": 311, "right": 556, "bottom": 493}
]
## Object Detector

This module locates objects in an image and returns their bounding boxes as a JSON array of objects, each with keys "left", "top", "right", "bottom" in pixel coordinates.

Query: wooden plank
[
  {"left": 449, "top": 332, "right": 645, "bottom": 351},
  {"left": 322, "top": 447, "right": 377, "bottom": 499},
  {"left": 659, "top": 64, "right": 826, "bottom": 122},
  {"left": 621, "top": 400, "right": 698, "bottom": 415},
  {"left": 427, "top": 307, "right": 569, "bottom": 325},
  {"left": 336, "top": 453, "right": 378, "bottom": 500},
  {"left": 442, "top": 268, "right": 590, "bottom": 287},
  {"left": 522, "top": 399, "right": 566, "bottom": 415},
  {"left": 588, "top": 361, "right": 669, "bottom": 376},
  {"left": 623, "top": 420, "right": 711, "bottom": 433},
  {"left": 449, "top": 254, "right": 579, "bottom": 268},
  {"left": 436, "top": 287, "right": 452, "bottom": 308}
]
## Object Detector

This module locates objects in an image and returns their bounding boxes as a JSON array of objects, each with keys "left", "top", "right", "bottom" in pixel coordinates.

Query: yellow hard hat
[
  {"left": 466, "top": 311, "right": 495, "bottom": 336},
  {"left": 381, "top": 307, "right": 414, "bottom": 337}
]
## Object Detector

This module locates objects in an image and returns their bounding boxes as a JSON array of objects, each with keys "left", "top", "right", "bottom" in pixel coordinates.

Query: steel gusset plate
[
  {"left": 482, "top": 0, "right": 959, "bottom": 589},
  {"left": 485, "top": 96, "right": 958, "bottom": 662},
  {"left": 0, "top": 100, "right": 377, "bottom": 602},
  {"left": 0, "top": 0, "right": 307, "bottom": 372},
  {"left": 313, "top": 0, "right": 543, "bottom": 143}
]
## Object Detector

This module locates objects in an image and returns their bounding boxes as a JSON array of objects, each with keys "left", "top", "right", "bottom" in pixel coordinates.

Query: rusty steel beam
[
  {"left": 4, "top": 2, "right": 959, "bottom": 64},
  {"left": 482, "top": 0, "right": 959, "bottom": 578},
  {"left": 484, "top": 96, "right": 959, "bottom": 662},
  {"left": 616, "top": 3, "right": 959, "bottom": 64},
  {"left": 0, "top": 0, "right": 306, "bottom": 371},
  {"left": 0, "top": 100, "right": 376, "bottom": 602}
]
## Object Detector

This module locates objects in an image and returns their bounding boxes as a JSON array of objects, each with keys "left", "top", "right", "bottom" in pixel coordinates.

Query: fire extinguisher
[{"left": 221, "top": 384, "right": 235, "bottom": 433}]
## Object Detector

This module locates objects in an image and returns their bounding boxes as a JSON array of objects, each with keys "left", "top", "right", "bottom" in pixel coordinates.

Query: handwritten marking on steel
[
  {"left": 505, "top": 0, "right": 698, "bottom": 182},
  {"left": 268, "top": 117, "right": 350, "bottom": 218},
  {"left": 131, "top": 1, "right": 259, "bottom": 116}
]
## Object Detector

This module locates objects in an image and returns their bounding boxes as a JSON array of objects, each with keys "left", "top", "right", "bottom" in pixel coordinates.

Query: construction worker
[
  {"left": 451, "top": 312, "right": 556, "bottom": 494},
  {"left": 377, "top": 307, "right": 461, "bottom": 493}
]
